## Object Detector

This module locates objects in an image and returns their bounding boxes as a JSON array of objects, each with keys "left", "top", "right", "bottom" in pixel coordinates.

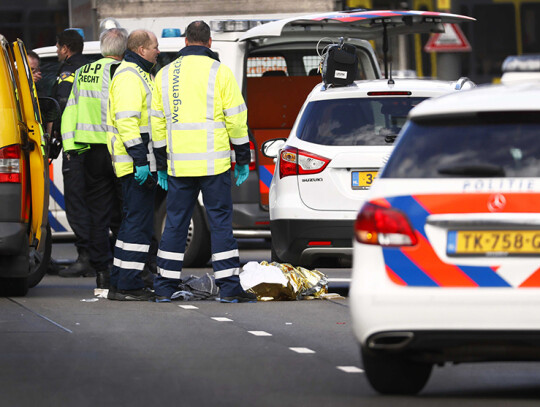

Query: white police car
[
  {"left": 350, "top": 82, "right": 540, "bottom": 394},
  {"left": 263, "top": 76, "right": 474, "bottom": 268}
]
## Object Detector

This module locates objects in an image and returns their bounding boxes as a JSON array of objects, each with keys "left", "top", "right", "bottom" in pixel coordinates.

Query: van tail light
[
  {"left": 231, "top": 140, "right": 256, "bottom": 171},
  {"left": 0, "top": 144, "right": 21, "bottom": 183},
  {"left": 279, "top": 146, "right": 330, "bottom": 179},
  {"left": 354, "top": 202, "right": 418, "bottom": 246}
]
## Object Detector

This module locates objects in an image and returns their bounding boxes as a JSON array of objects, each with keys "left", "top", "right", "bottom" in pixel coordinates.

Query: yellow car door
[{"left": 11, "top": 40, "right": 49, "bottom": 249}]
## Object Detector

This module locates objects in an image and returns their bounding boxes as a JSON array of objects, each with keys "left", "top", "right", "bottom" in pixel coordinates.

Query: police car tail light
[
  {"left": 354, "top": 202, "right": 417, "bottom": 246},
  {"left": 279, "top": 146, "right": 330, "bottom": 179},
  {"left": 0, "top": 144, "right": 21, "bottom": 183},
  {"left": 230, "top": 141, "right": 256, "bottom": 171}
]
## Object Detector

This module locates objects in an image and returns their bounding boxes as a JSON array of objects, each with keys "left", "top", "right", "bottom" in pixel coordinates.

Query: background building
[
  {"left": 348, "top": 0, "right": 540, "bottom": 83},
  {"left": 0, "top": 0, "right": 538, "bottom": 84}
]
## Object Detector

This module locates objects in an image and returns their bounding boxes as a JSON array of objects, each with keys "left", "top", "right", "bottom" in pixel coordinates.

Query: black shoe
[
  {"left": 96, "top": 269, "right": 110, "bottom": 289},
  {"left": 58, "top": 259, "right": 96, "bottom": 277},
  {"left": 107, "top": 286, "right": 120, "bottom": 300},
  {"left": 108, "top": 287, "right": 156, "bottom": 301},
  {"left": 140, "top": 264, "right": 155, "bottom": 289},
  {"left": 220, "top": 291, "right": 257, "bottom": 303},
  {"left": 46, "top": 258, "right": 62, "bottom": 275}
]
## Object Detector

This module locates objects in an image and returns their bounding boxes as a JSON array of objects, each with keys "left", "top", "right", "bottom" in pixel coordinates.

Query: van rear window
[{"left": 296, "top": 97, "right": 426, "bottom": 146}]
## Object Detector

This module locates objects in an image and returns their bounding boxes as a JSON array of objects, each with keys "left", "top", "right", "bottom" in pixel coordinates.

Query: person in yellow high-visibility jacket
[
  {"left": 106, "top": 29, "right": 167, "bottom": 302},
  {"left": 60, "top": 28, "right": 128, "bottom": 289},
  {"left": 151, "top": 20, "right": 256, "bottom": 303}
]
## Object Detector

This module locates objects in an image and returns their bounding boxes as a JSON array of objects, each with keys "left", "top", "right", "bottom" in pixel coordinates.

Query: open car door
[
  {"left": 240, "top": 10, "right": 475, "bottom": 40},
  {"left": 240, "top": 10, "right": 475, "bottom": 77},
  {"left": 11, "top": 40, "right": 49, "bottom": 250}
]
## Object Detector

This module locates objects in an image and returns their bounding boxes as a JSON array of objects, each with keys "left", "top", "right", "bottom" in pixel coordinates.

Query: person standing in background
[
  {"left": 51, "top": 29, "right": 93, "bottom": 278},
  {"left": 106, "top": 29, "right": 166, "bottom": 301},
  {"left": 27, "top": 50, "right": 42, "bottom": 88},
  {"left": 59, "top": 28, "right": 128, "bottom": 289},
  {"left": 151, "top": 21, "right": 256, "bottom": 303}
]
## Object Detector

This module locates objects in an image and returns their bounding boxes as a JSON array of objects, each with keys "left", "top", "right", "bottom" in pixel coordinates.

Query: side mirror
[
  {"left": 38, "top": 97, "right": 61, "bottom": 124},
  {"left": 261, "top": 138, "right": 287, "bottom": 159}
]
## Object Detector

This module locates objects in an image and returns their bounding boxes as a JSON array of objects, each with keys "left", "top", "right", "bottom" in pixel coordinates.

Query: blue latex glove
[
  {"left": 134, "top": 165, "right": 151, "bottom": 185},
  {"left": 157, "top": 170, "right": 168, "bottom": 191},
  {"left": 234, "top": 164, "right": 249, "bottom": 186}
]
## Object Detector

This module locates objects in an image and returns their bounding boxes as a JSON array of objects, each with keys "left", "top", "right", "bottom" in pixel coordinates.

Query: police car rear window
[
  {"left": 296, "top": 97, "right": 426, "bottom": 146},
  {"left": 382, "top": 117, "right": 540, "bottom": 178}
]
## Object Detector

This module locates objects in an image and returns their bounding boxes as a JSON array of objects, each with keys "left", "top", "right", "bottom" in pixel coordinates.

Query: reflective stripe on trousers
[
  {"left": 153, "top": 170, "right": 242, "bottom": 298},
  {"left": 110, "top": 175, "right": 155, "bottom": 290}
]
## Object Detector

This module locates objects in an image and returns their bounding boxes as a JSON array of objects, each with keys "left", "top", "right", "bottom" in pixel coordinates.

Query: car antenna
[
  {"left": 388, "top": 61, "right": 395, "bottom": 85},
  {"left": 382, "top": 20, "right": 389, "bottom": 79}
]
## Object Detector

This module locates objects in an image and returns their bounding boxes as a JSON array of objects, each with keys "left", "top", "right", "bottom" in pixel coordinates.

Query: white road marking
[
  {"left": 178, "top": 305, "right": 198, "bottom": 309},
  {"left": 327, "top": 278, "right": 351, "bottom": 283},
  {"left": 248, "top": 331, "right": 272, "bottom": 336},
  {"left": 337, "top": 366, "right": 364, "bottom": 373},
  {"left": 212, "top": 317, "right": 233, "bottom": 322},
  {"left": 289, "top": 347, "right": 315, "bottom": 354}
]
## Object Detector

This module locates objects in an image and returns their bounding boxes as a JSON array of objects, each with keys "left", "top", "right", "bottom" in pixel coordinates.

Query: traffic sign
[{"left": 424, "top": 23, "right": 471, "bottom": 52}]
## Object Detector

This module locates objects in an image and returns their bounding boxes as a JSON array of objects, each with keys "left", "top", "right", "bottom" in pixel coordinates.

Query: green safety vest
[
  {"left": 107, "top": 60, "right": 157, "bottom": 177},
  {"left": 151, "top": 55, "right": 248, "bottom": 177},
  {"left": 61, "top": 57, "right": 121, "bottom": 152}
]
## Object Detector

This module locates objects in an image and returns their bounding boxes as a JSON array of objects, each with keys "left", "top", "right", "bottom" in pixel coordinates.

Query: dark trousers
[
  {"left": 154, "top": 170, "right": 242, "bottom": 298},
  {"left": 110, "top": 174, "right": 155, "bottom": 291},
  {"left": 62, "top": 150, "right": 91, "bottom": 253},
  {"left": 84, "top": 144, "right": 123, "bottom": 271}
]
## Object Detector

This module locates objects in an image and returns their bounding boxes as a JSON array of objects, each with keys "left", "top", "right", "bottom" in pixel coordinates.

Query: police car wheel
[
  {"left": 155, "top": 199, "right": 211, "bottom": 268},
  {"left": 183, "top": 205, "right": 211, "bottom": 267},
  {"left": 361, "top": 346, "right": 432, "bottom": 395}
]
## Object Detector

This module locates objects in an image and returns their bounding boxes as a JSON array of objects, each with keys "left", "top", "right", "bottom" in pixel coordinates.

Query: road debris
[{"left": 240, "top": 261, "right": 328, "bottom": 301}]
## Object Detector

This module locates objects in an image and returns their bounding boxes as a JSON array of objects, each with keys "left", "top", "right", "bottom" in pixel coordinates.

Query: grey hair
[{"left": 100, "top": 28, "right": 128, "bottom": 58}]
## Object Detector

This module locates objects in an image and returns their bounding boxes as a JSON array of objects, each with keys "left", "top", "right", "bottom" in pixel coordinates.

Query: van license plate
[
  {"left": 352, "top": 171, "right": 377, "bottom": 190},
  {"left": 447, "top": 230, "right": 540, "bottom": 256}
]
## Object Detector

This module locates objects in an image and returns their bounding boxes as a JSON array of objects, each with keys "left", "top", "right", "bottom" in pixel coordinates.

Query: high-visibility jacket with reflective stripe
[
  {"left": 61, "top": 57, "right": 120, "bottom": 152},
  {"left": 107, "top": 60, "right": 156, "bottom": 177},
  {"left": 151, "top": 54, "right": 248, "bottom": 177}
]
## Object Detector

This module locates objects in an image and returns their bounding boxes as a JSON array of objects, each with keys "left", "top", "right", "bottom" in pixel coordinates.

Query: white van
[{"left": 34, "top": 10, "right": 473, "bottom": 267}]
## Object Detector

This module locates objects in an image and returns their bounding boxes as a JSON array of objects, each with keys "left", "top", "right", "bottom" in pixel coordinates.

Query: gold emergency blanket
[{"left": 240, "top": 261, "right": 328, "bottom": 301}]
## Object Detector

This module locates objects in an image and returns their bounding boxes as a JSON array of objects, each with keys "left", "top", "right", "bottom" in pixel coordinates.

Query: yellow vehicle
[{"left": 0, "top": 35, "right": 59, "bottom": 296}]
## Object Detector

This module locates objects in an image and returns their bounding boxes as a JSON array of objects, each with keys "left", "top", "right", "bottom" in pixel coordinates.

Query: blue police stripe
[
  {"left": 386, "top": 195, "right": 430, "bottom": 240},
  {"left": 49, "top": 181, "right": 66, "bottom": 210},
  {"left": 456, "top": 265, "right": 511, "bottom": 287},
  {"left": 386, "top": 195, "right": 511, "bottom": 288},
  {"left": 383, "top": 248, "right": 438, "bottom": 286},
  {"left": 48, "top": 211, "right": 66, "bottom": 232},
  {"left": 259, "top": 165, "right": 273, "bottom": 188}
]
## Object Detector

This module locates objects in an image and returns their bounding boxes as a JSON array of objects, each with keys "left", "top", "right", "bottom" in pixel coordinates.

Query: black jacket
[
  {"left": 51, "top": 53, "right": 88, "bottom": 136},
  {"left": 52, "top": 53, "right": 89, "bottom": 112}
]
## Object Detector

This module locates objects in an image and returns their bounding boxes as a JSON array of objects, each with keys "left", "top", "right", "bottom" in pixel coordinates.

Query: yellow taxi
[{"left": 0, "top": 35, "right": 59, "bottom": 296}]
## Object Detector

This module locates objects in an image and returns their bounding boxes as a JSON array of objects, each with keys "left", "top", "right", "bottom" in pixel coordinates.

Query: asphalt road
[{"left": 1, "top": 240, "right": 540, "bottom": 406}]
